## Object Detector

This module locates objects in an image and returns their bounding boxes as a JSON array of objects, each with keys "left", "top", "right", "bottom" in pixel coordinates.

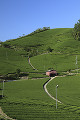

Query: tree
[
  {"left": 43, "top": 27, "right": 50, "bottom": 31},
  {"left": 16, "top": 69, "right": 21, "bottom": 77},
  {"left": 73, "top": 19, "right": 80, "bottom": 40},
  {"left": 22, "top": 34, "right": 25, "bottom": 36}
]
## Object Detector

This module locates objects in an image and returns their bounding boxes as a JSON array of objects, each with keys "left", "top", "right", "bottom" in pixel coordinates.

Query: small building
[{"left": 46, "top": 70, "right": 57, "bottom": 77}]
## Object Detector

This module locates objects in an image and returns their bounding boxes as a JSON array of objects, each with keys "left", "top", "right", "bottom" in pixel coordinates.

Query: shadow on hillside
[{"left": 0, "top": 95, "right": 4, "bottom": 99}]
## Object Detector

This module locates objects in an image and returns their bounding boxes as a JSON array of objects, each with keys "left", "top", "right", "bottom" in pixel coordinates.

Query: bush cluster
[{"left": 28, "top": 27, "right": 50, "bottom": 36}]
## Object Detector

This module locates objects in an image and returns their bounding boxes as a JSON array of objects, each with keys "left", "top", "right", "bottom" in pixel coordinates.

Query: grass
[
  {"left": 28, "top": 72, "right": 47, "bottom": 79},
  {"left": 47, "top": 75, "right": 80, "bottom": 106},
  {"left": 2, "top": 28, "right": 80, "bottom": 54},
  {"left": 1, "top": 28, "right": 80, "bottom": 75},
  {"left": 1, "top": 102, "right": 80, "bottom": 120},
  {"left": 3, "top": 78, "right": 51, "bottom": 103},
  {"left": 0, "top": 47, "right": 33, "bottom": 75},
  {"left": 30, "top": 53, "right": 80, "bottom": 72},
  {"left": 0, "top": 28, "right": 80, "bottom": 119},
  {"left": 0, "top": 78, "right": 80, "bottom": 120}
]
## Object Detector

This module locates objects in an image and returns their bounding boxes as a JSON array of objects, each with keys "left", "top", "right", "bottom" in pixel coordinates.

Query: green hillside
[
  {"left": 1, "top": 28, "right": 80, "bottom": 75},
  {"left": 47, "top": 75, "right": 80, "bottom": 106},
  {"left": 0, "top": 47, "right": 33, "bottom": 75},
  {"left": 0, "top": 28, "right": 80, "bottom": 120},
  {"left": 2, "top": 28, "right": 80, "bottom": 54},
  {"left": 30, "top": 53, "right": 80, "bottom": 72}
]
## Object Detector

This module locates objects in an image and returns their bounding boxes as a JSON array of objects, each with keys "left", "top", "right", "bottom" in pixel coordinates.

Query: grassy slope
[
  {"left": 47, "top": 75, "right": 80, "bottom": 116},
  {"left": 2, "top": 78, "right": 51, "bottom": 103},
  {"left": 0, "top": 79, "right": 80, "bottom": 120},
  {"left": 47, "top": 75, "right": 80, "bottom": 106},
  {"left": 1, "top": 28, "right": 80, "bottom": 119},
  {"left": 3, "top": 28, "right": 80, "bottom": 53},
  {"left": 31, "top": 54, "right": 76, "bottom": 72},
  {"left": 1, "top": 28, "right": 80, "bottom": 75},
  {"left": 31, "top": 53, "right": 80, "bottom": 73},
  {"left": 30, "top": 28, "right": 80, "bottom": 72}
]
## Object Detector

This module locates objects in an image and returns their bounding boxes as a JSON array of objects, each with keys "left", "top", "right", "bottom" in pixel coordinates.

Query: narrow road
[{"left": 44, "top": 77, "right": 62, "bottom": 103}]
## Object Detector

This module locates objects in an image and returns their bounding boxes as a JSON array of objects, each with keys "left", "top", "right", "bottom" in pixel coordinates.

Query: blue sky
[{"left": 0, "top": 0, "right": 80, "bottom": 41}]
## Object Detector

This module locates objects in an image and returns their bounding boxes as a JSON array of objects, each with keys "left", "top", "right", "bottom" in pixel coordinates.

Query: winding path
[
  {"left": 28, "top": 57, "right": 62, "bottom": 103},
  {"left": 28, "top": 57, "right": 38, "bottom": 70},
  {"left": 44, "top": 77, "right": 62, "bottom": 104}
]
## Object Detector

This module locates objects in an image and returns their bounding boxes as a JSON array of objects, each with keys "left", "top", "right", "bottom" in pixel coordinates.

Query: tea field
[
  {"left": 30, "top": 53, "right": 80, "bottom": 72},
  {"left": 47, "top": 75, "right": 80, "bottom": 106},
  {"left": 2, "top": 28, "right": 80, "bottom": 55},
  {"left": 0, "top": 28, "right": 80, "bottom": 119},
  {"left": 0, "top": 77, "right": 80, "bottom": 119},
  {"left": 1, "top": 28, "right": 80, "bottom": 74},
  {"left": 2, "top": 28, "right": 74, "bottom": 54},
  {"left": 0, "top": 47, "right": 33, "bottom": 75}
]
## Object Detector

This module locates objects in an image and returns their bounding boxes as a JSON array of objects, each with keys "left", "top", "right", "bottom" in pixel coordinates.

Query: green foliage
[
  {"left": 2, "top": 43, "right": 11, "bottom": 48},
  {"left": 4, "top": 74, "right": 18, "bottom": 80},
  {"left": 4, "top": 68, "right": 22, "bottom": 80},
  {"left": 16, "top": 68, "right": 21, "bottom": 76},
  {"left": 19, "top": 72, "right": 28, "bottom": 77},
  {"left": 47, "top": 46, "right": 53, "bottom": 52},
  {"left": 30, "top": 27, "right": 50, "bottom": 35},
  {"left": 73, "top": 19, "right": 80, "bottom": 40}
]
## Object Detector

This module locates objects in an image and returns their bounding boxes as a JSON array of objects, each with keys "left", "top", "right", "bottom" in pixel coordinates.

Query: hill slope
[
  {"left": 1, "top": 28, "right": 80, "bottom": 120},
  {"left": 2, "top": 28, "right": 80, "bottom": 54},
  {"left": 1, "top": 28, "right": 80, "bottom": 75}
]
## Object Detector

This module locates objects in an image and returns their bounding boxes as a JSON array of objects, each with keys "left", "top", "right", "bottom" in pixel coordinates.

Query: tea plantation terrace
[{"left": 0, "top": 28, "right": 80, "bottom": 119}]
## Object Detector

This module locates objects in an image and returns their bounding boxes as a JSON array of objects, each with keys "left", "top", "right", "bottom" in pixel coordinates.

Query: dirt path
[
  {"left": 44, "top": 77, "right": 62, "bottom": 103},
  {"left": 28, "top": 57, "right": 38, "bottom": 70},
  {"left": 0, "top": 107, "right": 16, "bottom": 120}
]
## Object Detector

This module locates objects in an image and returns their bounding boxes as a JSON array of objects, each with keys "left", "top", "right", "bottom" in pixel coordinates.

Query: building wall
[{"left": 46, "top": 70, "right": 57, "bottom": 77}]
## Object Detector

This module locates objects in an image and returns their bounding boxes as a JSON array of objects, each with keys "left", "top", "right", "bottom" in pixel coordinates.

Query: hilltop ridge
[{"left": 2, "top": 28, "right": 79, "bottom": 56}]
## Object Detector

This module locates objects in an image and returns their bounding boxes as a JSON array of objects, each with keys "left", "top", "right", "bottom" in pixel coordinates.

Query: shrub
[
  {"left": 4, "top": 74, "right": 18, "bottom": 80},
  {"left": 47, "top": 46, "right": 53, "bottom": 52},
  {"left": 2, "top": 43, "right": 11, "bottom": 48}
]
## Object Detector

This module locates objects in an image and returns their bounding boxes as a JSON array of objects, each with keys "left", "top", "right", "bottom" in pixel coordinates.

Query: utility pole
[
  {"left": 56, "top": 85, "right": 59, "bottom": 109},
  {"left": 76, "top": 55, "right": 78, "bottom": 73},
  {"left": 76, "top": 55, "right": 77, "bottom": 65},
  {"left": 2, "top": 80, "right": 4, "bottom": 98},
  {"left": 6, "top": 51, "right": 8, "bottom": 60}
]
